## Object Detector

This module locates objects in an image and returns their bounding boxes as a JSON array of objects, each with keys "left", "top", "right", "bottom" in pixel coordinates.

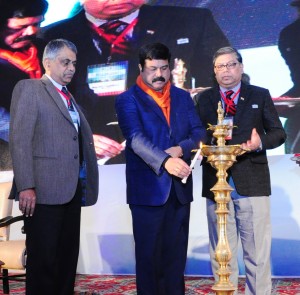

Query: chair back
[{"left": 0, "top": 182, "right": 13, "bottom": 241}]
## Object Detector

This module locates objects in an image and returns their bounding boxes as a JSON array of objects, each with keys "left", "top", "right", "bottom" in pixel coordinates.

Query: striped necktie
[{"left": 224, "top": 90, "right": 236, "bottom": 116}]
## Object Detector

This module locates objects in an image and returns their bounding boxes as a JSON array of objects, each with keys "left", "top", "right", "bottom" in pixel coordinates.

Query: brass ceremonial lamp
[{"left": 200, "top": 102, "right": 247, "bottom": 295}]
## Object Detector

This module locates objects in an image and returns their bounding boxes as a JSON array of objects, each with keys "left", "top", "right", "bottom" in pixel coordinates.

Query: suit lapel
[
  {"left": 41, "top": 75, "right": 75, "bottom": 126},
  {"left": 135, "top": 85, "right": 170, "bottom": 127},
  {"left": 211, "top": 87, "right": 222, "bottom": 119},
  {"left": 234, "top": 83, "right": 249, "bottom": 123},
  {"left": 170, "top": 87, "right": 183, "bottom": 130}
]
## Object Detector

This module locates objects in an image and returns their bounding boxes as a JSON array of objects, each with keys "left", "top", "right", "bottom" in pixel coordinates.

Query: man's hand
[
  {"left": 19, "top": 188, "right": 36, "bottom": 217},
  {"left": 165, "top": 146, "right": 183, "bottom": 158},
  {"left": 164, "top": 157, "right": 192, "bottom": 179},
  {"left": 241, "top": 128, "right": 262, "bottom": 151},
  {"left": 188, "top": 86, "right": 211, "bottom": 96},
  {"left": 93, "top": 134, "right": 125, "bottom": 159}
]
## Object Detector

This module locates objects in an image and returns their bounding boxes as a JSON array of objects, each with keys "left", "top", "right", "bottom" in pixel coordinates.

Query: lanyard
[
  {"left": 56, "top": 87, "right": 72, "bottom": 106},
  {"left": 56, "top": 87, "right": 80, "bottom": 130}
]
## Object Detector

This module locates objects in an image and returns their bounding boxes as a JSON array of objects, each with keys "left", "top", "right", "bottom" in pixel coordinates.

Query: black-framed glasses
[{"left": 215, "top": 62, "right": 239, "bottom": 71}]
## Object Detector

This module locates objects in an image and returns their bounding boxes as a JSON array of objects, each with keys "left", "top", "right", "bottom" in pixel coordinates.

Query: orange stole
[
  {"left": 0, "top": 46, "right": 42, "bottom": 79},
  {"left": 136, "top": 75, "right": 171, "bottom": 125}
]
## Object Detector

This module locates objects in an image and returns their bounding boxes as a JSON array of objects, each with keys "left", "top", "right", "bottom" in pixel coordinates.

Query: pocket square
[{"left": 252, "top": 104, "right": 258, "bottom": 108}]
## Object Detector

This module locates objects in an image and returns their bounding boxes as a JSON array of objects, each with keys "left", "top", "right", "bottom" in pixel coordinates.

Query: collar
[
  {"left": 45, "top": 74, "right": 66, "bottom": 91},
  {"left": 220, "top": 82, "right": 241, "bottom": 94},
  {"left": 85, "top": 9, "right": 139, "bottom": 27}
]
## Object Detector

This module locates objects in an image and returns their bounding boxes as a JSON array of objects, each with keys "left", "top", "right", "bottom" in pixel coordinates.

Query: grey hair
[
  {"left": 213, "top": 46, "right": 243, "bottom": 65},
  {"left": 43, "top": 39, "right": 77, "bottom": 62}
]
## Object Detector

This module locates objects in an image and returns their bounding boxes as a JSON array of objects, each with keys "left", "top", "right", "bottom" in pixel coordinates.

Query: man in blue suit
[{"left": 115, "top": 43, "right": 206, "bottom": 295}]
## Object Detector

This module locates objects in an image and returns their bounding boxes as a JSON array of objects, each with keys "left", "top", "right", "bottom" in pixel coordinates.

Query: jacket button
[
  {"left": 73, "top": 136, "right": 77, "bottom": 140},
  {"left": 74, "top": 154, "right": 78, "bottom": 159}
]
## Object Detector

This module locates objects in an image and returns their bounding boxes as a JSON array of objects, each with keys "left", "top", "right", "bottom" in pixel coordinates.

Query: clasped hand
[{"left": 164, "top": 146, "right": 191, "bottom": 178}]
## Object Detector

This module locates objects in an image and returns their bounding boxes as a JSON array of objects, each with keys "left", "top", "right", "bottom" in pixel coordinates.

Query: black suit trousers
[
  {"left": 24, "top": 182, "right": 82, "bottom": 295},
  {"left": 130, "top": 183, "right": 190, "bottom": 295}
]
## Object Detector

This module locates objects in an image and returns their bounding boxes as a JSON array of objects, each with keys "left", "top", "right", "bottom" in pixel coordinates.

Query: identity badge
[
  {"left": 223, "top": 116, "right": 234, "bottom": 140},
  {"left": 87, "top": 61, "right": 128, "bottom": 96}
]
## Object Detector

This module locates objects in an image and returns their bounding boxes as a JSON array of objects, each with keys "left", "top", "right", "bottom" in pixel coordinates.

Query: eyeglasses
[{"left": 214, "top": 62, "right": 239, "bottom": 71}]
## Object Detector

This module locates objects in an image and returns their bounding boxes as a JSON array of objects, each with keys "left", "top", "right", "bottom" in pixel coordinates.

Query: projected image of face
[
  {"left": 2, "top": 16, "right": 44, "bottom": 49},
  {"left": 82, "top": 0, "right": 147, "bottom": 20}
]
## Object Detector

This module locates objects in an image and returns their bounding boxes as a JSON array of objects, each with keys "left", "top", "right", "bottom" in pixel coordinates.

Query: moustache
[
  {"left": 13, "top": 35, "right": 35, "bottom": 44},
  {"left": 152, "top": 76, "right": 165, "bottom": 83}
]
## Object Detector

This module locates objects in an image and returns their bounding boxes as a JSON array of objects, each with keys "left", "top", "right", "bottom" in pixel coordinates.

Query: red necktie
[
  {"left": 97, "top": 20, "right": 130, "bottom": 55},
  {"left": 224, "top": 90, "right": 236, "bottom": 116},
  {"left": 100, "top": 20, "right": 128, "bottom": 39}
]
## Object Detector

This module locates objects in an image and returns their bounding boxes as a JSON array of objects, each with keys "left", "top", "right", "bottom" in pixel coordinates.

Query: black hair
[
  {"left": 213, "top": 47, "right": 243, "bottom": 65},
  {"left": 0, "top": 0, "right": 48, "bottom": 27},
  {"left": 43, "top": 39, "right": 77, "bottom": 61},
  {"left": 139, "top": 42, "right": 171, "bottom": 70}
]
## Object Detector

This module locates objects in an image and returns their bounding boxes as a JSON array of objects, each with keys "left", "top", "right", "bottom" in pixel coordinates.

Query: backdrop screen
[{"left": 0, "top": 0, "right": 299, "bottom": 170}]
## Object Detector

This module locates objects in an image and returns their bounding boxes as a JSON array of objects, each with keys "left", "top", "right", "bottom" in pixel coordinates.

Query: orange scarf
[
  {"left": 0, "top": 46, "right": 42, "bottom": 79},
  {"left": 136, "top": 75, "right": 171, "bottom": 125}
]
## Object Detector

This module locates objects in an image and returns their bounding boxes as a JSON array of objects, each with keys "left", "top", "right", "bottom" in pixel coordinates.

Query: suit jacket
[
  {"left": 195, "top": 82, "right": 286, "bottom": 200},
  {"left": 115, "top": 84, "right": 206, "bottom": 206},
  {"left": 39, "top": 5, "right": 229, "bottom": 163},
  {"left": 9, "top": 75, "right": 99, "bottom": 206},
  {"left": 278, "top": 18, "right": 300, "bottom": 97}
]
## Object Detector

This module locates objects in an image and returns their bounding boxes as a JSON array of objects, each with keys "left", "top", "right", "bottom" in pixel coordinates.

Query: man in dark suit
[
  {"left": 115, "top": 43, "right": 206, "bottom": 295},
  {"left": 40, "top": 0, "right": 229, "bottom": 164},
  {"left": 9, "top": 39, "right": 99, "bottom": 295},
  {"left": 278, "top": 0, "right": 300, "bottom": 98},
  {"left": 195, "top": 47, "right": 286, "bottom": 295},
  {"left": 277, "top": 0, "right": 300, "bottom": 153},
  {"left": 0, "top": 0, "right": 48, "bottom": 170}
]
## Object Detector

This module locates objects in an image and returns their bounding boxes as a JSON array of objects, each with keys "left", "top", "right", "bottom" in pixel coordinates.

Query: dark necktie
[
  {"left": 97, "top": 20, "right": 131, "bottom": 56},
  {"left": 62, "top": 86, "right": 74, "bottom": 111},
  {"left": 99, "top": 20, "right": 128, "bottom": 43},
  {"left": 224, "top": 90, "right": 236, "bottom": 116}
]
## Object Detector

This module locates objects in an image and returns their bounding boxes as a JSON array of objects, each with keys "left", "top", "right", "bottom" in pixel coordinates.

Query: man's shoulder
[
  {"left": 243, "top": 83, "right": 269, "bottom": 95},
  {"left": 197, "top": 86, "right": 216, "bottom": 97},
  {"left": 141, "top": 4, "right": 212, "bottom": 17},
  {"left": 193, "top": 86, "right": 217, "bottom": 106},
  {"left": 40, "top": 10, "right": 86, "bottom": 38},
  {"left": 139, "top": 5, "right": 213, "bottom": 27},
  {"left": 15, "top": 77, "right": 44, "bottom": 89},
  {"left": 170, "top": 85, "right": 191, "bottom": 96},
  {"left": 280, "top": 18, "right": 300, "bottom": 35},
  {"left": 117, "top": 85, "right": 137, "bottom": 98}
]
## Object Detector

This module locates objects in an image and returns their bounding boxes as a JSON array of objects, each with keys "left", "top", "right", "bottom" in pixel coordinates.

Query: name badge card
[
  {"left": 87, "top": 61, "right": 128, "bottom": 96},
  {"left": 223, "top": 116, "right": 234, "bottom": 140}
]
